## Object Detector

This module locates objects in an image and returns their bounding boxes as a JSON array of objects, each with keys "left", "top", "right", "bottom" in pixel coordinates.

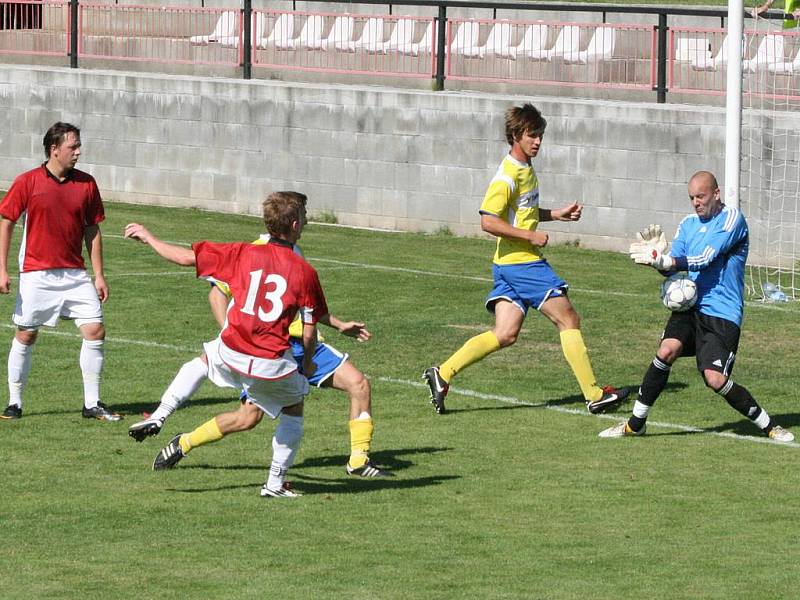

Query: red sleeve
[
  {"left": 0, "top": 174, "right": 30, "bottom": 222},
  {"left": 193, "top": 241, "right": 244, "bottom": 284},
  {"left": 85, "top": 177, "right": 105, "bottom": 226}
]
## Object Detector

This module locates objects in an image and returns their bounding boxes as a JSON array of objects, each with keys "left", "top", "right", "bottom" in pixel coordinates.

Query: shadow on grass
[
  {"left": 165, "top": 446, "right": 457, "bottom": 495},
  {"left": 446, "top": 382, "right": 688, "bottom": 415},
  {"left": 654, "top": 412, "right": 800, "bottom": 438},
  {"left": 116, "top": 395, "right": 237, "bottom": 416},
  {"left": 169, "top": 474, "right": 460, "bottom": 495}
]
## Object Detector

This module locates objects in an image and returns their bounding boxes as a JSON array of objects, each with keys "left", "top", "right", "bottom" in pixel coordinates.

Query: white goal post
[{"left": 736, "top": 0, "right": 800, "bottom": 301}]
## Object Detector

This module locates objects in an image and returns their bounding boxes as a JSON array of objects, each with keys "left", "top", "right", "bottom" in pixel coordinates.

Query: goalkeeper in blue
[{"left": 599, "top": 171, "right": 794, "bottom": 443}]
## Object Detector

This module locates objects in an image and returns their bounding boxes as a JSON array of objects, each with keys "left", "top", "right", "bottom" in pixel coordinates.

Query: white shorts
[
  {"left": 13, "top": 269, "right": 103, "bottom": 329},
  {"left": 202, "top": 337, "right": 309, "bottom": 419}
]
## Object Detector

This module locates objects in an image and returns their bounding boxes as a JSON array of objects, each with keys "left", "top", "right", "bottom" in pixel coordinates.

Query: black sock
[
  {"left": 717, "top": 379, "right": 772, "bottom": 433},
  {"left": 629, "top": 357, "right": 671, "bottom": 432}
]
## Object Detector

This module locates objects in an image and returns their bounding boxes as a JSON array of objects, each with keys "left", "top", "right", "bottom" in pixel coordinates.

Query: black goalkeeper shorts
[{"left": 662, "top": 310, "right": 741, "bottom": 377}]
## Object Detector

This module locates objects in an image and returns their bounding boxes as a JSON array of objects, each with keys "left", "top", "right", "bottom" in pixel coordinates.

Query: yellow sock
[
  {"left": 439, "top": 331, "right": 501, "bottom": 382},
  {"left": 179, "top": 417, "right": 224, "bottom": 454},
  {"left": 559, "top": 329, "right": 603, "bottom": 402},
  {"left": 347, "top": 417, "right": 374, "bottom": 469}
]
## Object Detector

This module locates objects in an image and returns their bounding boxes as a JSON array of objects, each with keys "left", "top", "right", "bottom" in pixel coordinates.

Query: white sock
[
  {"left": 266, "top": 414, "right": 304, "bottom": 490},
  {"left": 80, "top": 339, "right": 104, "bottom": 409},
  {"left": 632, "top": 400, "right": 652, "bottom": 420},
  {"left": 150, "top": 357, "right": 208, "bottom": 422},
  {"left": 7, "top": 338, "right": 33, "bottom": 408}
]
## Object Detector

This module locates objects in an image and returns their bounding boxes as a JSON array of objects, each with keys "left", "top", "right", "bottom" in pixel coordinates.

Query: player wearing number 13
[
  {"left": 600, "top": 171, "right": 794, "bottom": 443},
  {"left": 124, "top": 193, "right": 328, "bottom": 496}
]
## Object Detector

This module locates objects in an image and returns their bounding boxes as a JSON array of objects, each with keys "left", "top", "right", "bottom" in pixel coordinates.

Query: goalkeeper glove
[
  {"left": 630, "top": 247, "right": 675, "bottom": 271},
  {"left": 628, "top": 223, "right": 668, "bottom": 256}
]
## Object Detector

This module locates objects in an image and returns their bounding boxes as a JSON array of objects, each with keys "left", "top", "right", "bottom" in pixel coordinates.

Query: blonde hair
[{"left": 262, "top": 191, "right": 306, "bottom": 237}]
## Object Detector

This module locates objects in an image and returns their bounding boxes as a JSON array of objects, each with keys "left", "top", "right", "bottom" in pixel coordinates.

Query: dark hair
[
  {"left": 505, "top": 104, "right": 547, "bottom": 146},
  {"left": 262, "top": 191, "right": 305, "bottom": 237},
  {"left": 43, "top": 122, "right": 81, "bottom": 158}
]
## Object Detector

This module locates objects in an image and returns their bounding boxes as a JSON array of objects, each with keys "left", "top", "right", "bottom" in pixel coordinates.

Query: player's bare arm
[
  {"left": 480, "top": 213, "right": 549, "bottom": 247},
  {"left": 320, "top": 314, "right": 371, "bottom": 342},
  {"left": 0, "top": 217, "right": 15, "bottom": 294},
  {"left": 540, "top": 203, "right": 582, "bottom": 223},
  {"left": 84, "top": 225, "right": 109, "bottom": 303},
  {"left": 301, "top": 321, "right": 318, "bottom": 379},
  {"left": 123, "top": 222, "right": 196, "bottom": 266}
]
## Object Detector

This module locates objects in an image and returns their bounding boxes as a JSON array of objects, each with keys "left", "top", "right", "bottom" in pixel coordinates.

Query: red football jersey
[
  {"left": 0, "top": 165, "right": 105, "bottom": 272},
  {"left": 193, "top": 240, "right": 328, "bottom": 360}
]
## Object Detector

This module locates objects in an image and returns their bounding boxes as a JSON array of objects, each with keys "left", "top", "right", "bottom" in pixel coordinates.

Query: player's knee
[
  {"left": 15, "top": 329, "right": 38, "bottom": 345},
  {"left": 656, "top": 345, "right": 680, "bottom": 364},
  {"left": 494, "top": 330, "right": 518, "bottom": 347},
  {"left": 702, "top": 369, "right": 726, "bottom": 391},
  {"left": 350, "top": 372, "right": 370, "bottom": 398},
  {"left": 80, "top": 323, "right": 105, "bottom": 341}
]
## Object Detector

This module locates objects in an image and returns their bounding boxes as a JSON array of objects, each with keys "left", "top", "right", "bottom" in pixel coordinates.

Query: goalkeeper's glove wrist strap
[{"left": 672, "top": 256, "right": 688, "bottom": 271}]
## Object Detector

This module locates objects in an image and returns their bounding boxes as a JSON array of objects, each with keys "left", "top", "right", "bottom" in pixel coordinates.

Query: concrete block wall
[{"left": 0, "top": 64, "right": 734, "bottom": 251}]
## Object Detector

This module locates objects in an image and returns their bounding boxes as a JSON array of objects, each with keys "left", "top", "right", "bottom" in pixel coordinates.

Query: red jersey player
[
  {"left": 0, "top": 122, "right": 120, "bottom": 422},
  {"left": 124, "top": 192, "right": 328, "bottom": 497}
]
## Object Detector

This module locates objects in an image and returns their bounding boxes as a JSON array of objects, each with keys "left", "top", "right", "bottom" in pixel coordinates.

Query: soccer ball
[{"left": 660, "top": 274, "right": 697, "bottom": 311}]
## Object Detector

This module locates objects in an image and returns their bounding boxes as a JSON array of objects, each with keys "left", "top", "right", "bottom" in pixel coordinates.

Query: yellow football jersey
[{"left": 479, "top": 155, "right": 543, "bottom": 265}]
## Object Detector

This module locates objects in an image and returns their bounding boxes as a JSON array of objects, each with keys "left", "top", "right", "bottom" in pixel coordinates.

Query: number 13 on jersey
[{"left": 241, "top": 270, "right": 287, "bottom": 322}]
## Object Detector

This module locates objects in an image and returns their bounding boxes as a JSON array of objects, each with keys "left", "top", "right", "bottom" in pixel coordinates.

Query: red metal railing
[
  {"left": 77, "top": 4, "right": 239, "bottom": 65},
  {"left": 0, "top": 0, "right": 68, "bottom": 56},
  {"left": 3, "top": 1, "right": 799, "bottom": 102},
  {"left": 669, "top": 27, "right": 800, "bottom": 101},
  {"left": 444, "top": 19, "right": 655, "bottom": 91},
  {"left": 251, "top": 11, "right": 436, "bottom": 79}
]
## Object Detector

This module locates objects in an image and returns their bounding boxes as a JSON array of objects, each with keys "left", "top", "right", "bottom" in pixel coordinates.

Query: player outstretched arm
[
  {"left": 539, "top": 202, "right": 582, "bottom": 223},
  {"left": 123, "top": 223, "right": 196, "bottom": 266},
  {"left": 319, "top": 314, "right": 371, "bottom": 342}
]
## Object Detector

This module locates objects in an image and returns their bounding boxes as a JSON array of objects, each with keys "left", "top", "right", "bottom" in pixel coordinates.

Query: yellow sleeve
[
  {"left": 479, "top": 179, "right": 512, "bottom": 218},
  {"left": 212, "top": 278, "right": 232, "bottom": 300},
  {"left": 288, "top": 317, "right": 304, "bottom": 338}
]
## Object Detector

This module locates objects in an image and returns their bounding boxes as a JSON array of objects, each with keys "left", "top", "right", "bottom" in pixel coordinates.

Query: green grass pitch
[{"left": 1, "top": 201, "right": 798, "bottom": 599}]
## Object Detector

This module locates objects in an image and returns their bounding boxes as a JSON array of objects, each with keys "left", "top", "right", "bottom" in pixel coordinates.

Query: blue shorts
[
  {"left": 289, "top": 339, "right": 348, "bottom": 387},
  {"left": 485, "top": 260, "right": 568, "bottom": 315}
]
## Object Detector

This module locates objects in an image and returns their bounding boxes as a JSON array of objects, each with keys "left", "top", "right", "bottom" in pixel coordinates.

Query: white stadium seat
[
  {"left": 319, "top": 16, "right": 355, "bottom": 51},
  {"left": 260, "top": 14, "right": 295, "bottom": 50},
  {"left": 450, "top": 21, "right": 480, "bottom": 56},
  {"left": 396, "top": 21, "right": 433, "bottom": 56},
  {"left": 291, "top": 15, "right": 325, "bottom": 50},
  {"left": 376, "top": 19, "right": 415, "bottom": 54},
  {"left": 479, "top": 22, "right": 513, "bottom": 58},
  {"left": 562, "top": 26, "right": 616, "bottom": 64},
  {"left": 742, "top": 34, "right": 784, "bottom": 73},
  {"left": 508, "top": 23, "right": 548, "bottom": 60},
  {"left": 189, "top": 11, "right": 236, "bottom": 45}
]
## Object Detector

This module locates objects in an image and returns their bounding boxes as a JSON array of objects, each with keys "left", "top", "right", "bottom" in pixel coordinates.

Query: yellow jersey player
[
  {"left": 129, "top": 192, "right": 390, "bottom": 478},
  {"left": 424, "top": 103, "right": 629, "bottom": 415}
]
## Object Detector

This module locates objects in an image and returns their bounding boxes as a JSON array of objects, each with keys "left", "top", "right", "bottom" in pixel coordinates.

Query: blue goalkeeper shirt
[{"left": 669, "top": 205, "right": 748, "bottom": 326}]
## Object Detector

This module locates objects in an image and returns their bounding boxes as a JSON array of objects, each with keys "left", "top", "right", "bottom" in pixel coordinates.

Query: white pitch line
[
  {"left": 378, "top": 376, "right": 800, "bottom": 449},
  {"left": 0, "top": 323, "right": 198, "bottom": 353},
  {"left": 5, "top": 322, "right": 793, "bottom": 448},
  {"left": 102, "top": 232, "right": 795, "bottom": 309}
]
